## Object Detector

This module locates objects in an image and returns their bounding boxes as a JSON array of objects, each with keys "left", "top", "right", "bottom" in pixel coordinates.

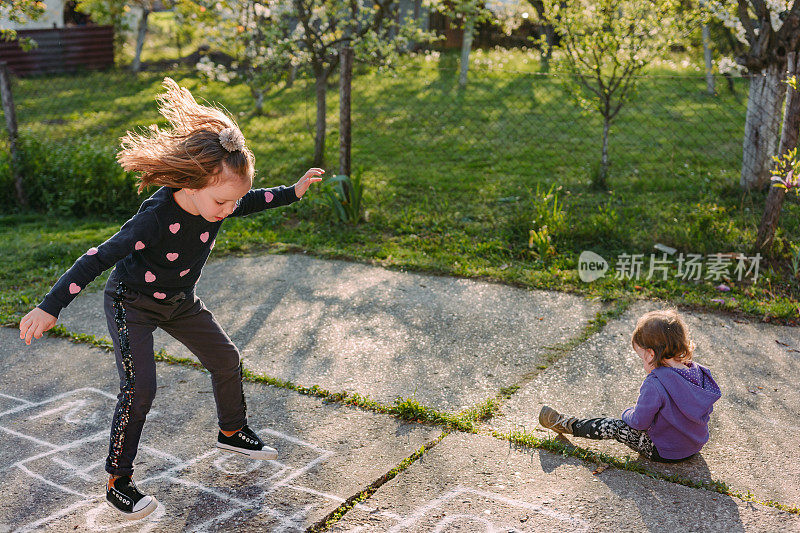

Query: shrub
[
  {"left": 323, "top": 173, "right": 364, "bottom": 224},
  {"left": 0, "top": 134, "right": 141, "bottom": 218}
]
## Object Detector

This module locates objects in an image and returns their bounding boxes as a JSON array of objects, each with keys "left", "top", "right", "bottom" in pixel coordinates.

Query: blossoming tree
[
  {"left": 706, "top": 0, "right": 800, "bottom": 191},
  {"left": 543, "top": 0, "right": 682, "bottom": 188},
  {"left": 195, "top": 0, "right": 295, "bottom": 115},
  {"left": 195, "top": 0, "right": 432, "bottom": 165}
]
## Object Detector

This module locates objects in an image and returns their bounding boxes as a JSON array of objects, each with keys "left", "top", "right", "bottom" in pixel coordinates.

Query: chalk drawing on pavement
[{"left": 2, "top": 388, "right": 337, "bottom": 532}]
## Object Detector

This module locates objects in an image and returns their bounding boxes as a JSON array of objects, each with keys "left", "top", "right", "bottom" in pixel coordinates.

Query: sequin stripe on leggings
[
  {"left": 108, "top": 281, "right": 136, "bottom": 469},
  {"left": 239, "top": 361, "right": 247, "bottom": 418}
]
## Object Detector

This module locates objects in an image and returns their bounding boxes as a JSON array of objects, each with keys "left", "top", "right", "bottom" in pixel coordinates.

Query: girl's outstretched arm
[
  {"left": 228, "top": 169, "right": 324, "bottom": 218},
  {"left": 20, "top": 209, "right": 161, "bottom": 345}
]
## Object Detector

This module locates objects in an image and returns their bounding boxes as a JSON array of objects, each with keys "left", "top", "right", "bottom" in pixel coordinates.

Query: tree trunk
[
  {"left": 540, "top": 25, "right": 555, "bottom": 72},
  {"left": 741, "top": 61, "right": 786, "bottom": 190},
  {"left": 339, "top": 46, "right": 353, "bottom": 181},
  {"left": 411, "top": 0, "right": 428, "bottom": 51},
  {"left": 531, "top": 1, "right": 554, "bottom": 72},
  {"left": 131, "top": 8, "right": 150, "bottom": 72},
  {"left": 173, "top": 2, "right": 183, "bottom": 60},
  {"left": 702, "top": 24, "right": 715, "bottom": 94},
  {"left": 174, "top": 23, "right": 185, "bottom": 59},
  {"left": 458, "top": 15, "right": 474, "bottom": 88},
  {"left": 596, "top": 115, "right": 611, "bottom": 189},
  {"left": 0, "top": 62, "right": 25, "bottom": 207},
  {"left": 314, "top": 72, "right": 328, "bottom": 166},
  {"left": 723, "top": 72, "right": 736, "bottom": 96},
  {"left": 286, "top": 64, "right": 297, "bottom": 88},
  {"left": 252, "top": 88, "right": 264, "bottom": 115},
  {"left": 756, "top": 53, "right": 800, "bottom": 252}
]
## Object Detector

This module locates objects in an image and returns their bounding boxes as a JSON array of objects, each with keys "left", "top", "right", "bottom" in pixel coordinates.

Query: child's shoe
[
  {"left": 105, "top": 476, "right": 158, "bottom": 520},
  {"left": 216, "top": 424, "right": 278, "bottom": 460},
  {"left": 539, "top": 405, "right": 578, "bottom": 435}
]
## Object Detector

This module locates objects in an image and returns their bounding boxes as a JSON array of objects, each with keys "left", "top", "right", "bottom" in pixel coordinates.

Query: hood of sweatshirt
[{"left": 650, "top": 363, "right": 721, "bottom": 423}]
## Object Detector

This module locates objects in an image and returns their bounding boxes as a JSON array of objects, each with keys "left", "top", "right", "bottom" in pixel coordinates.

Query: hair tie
[{"left": 219, "top": 127, "right": 245, "bottom": 152}]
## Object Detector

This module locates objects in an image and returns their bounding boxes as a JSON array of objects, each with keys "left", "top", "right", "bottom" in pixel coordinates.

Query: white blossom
[{"left": 717, "top": 56, "right": 744, "bottom": 75}]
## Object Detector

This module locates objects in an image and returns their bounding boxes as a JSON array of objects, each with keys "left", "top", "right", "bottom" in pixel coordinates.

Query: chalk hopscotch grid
[
  {"left": 1, "top": 388, "right": 343, "bottom": 532},
  {"left": 385, "top": 486, "right": 590, "bottom": 532},
  {"left": 333, "top": 485, "right": 590, "bottom": 533}
]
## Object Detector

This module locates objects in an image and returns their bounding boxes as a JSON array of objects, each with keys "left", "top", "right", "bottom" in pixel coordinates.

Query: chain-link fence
[
  {"left": 0, "top": 61, "right": 785, "bottom": 200},
  {"left": 355, "top": 64, "right": 755, "bottom": 180}
]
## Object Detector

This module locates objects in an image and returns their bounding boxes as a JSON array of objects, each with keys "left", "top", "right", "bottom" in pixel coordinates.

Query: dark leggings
[
  {"left": 103, "top": 275, "right": 247, "bottom": 477},
  {"left": 572, "top": 418, "right": 690, "bottom": 463}
]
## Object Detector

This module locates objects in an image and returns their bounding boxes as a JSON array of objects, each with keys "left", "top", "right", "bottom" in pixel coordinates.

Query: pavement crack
[
  {"left": 306, "top": 430, "right": 450, "bottom": 532},
  {"left": 519, "top": 297, "right": 631, "bottom": 383},
  {"left": 2, "top": 296, "right": 631, "bottom": 438},
  {"left": 448, "top": 298, "right": 632, "bottom": 431}
]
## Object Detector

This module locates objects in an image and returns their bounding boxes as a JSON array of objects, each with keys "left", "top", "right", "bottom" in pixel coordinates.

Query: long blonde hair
[{"left": 118, "top": 78, "right": 254, "bottom": 193}]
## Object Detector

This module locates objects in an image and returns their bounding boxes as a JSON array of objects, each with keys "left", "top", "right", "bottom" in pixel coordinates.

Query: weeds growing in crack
[{"left": 499, "top": 427, "right": 800, "bottom": 515}]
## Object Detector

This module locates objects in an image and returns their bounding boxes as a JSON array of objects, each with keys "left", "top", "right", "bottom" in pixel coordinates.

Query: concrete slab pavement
[
  {"left": 56, "top": 253, "right": 601, "bottom": 412},
  {"left": 9, "top": 252, "right": 800, "bottom": 530}
]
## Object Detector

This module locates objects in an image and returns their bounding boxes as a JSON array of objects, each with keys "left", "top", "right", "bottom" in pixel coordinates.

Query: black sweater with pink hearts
[{"left": 38, "top": 184, "right": 299, "bottom": 317}]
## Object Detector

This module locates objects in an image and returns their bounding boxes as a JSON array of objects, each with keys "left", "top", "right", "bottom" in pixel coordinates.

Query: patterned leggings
[{"left": 571, "top": 418, "right": 674, "bottom": 462}]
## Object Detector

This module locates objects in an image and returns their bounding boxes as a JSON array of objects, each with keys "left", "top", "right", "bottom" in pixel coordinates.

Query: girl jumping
[
  {"left": 18, "top": 78, "right": 323, "bottom": 520},
  {"left": 539, "top": 309, "right": 721, "bottom": 463}
]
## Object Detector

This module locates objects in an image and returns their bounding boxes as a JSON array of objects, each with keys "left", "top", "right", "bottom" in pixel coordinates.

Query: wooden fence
[{"left": 0, "top": 25, "right": 114, "bottom": 75}]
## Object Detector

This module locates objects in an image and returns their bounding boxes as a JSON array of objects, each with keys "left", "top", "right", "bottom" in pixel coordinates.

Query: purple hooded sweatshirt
[{"left": 622, "top": 362, "right": 721, "bottom": 459}]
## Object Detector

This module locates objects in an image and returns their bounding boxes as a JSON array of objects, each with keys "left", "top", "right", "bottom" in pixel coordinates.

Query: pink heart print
[
  {"left": 86, "top": 247, "right": 98, "bottom": 256},
  {"left": 153, "top": 292, "right": 166, "bottom": 299},
  {"left": 265, "top": 191, "right": 274, "bottom": 203},
  {"left": 144, "top": 271, "right": 156, "bottom": 283},
  {"left": 200, "top": 232, "right": 209, "bottom": 243},
  {"left": 169, "top": 223, "right": 181, "bottom": 234},
  {"left": 166, "top": 252, "right": 179, "bottom": 261},
  {"left": 135, "top": 241, "right": 145, "bottom": 251},
  {"left": 69, "top": 283, "right": 81, "bottom": 295},
  {"left": 179, "top": 269, "right": 190, "bottom": 277}
]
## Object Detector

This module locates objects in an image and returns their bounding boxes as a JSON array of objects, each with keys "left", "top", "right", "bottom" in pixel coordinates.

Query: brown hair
[
  {"left": 631, "top": 309, "right": 694, "bottom": 367},
  {"left": 117, "top": 78, "right": 255, "bottom": 194}
]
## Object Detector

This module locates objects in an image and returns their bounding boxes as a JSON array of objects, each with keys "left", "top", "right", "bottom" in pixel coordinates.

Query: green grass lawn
[{"left": 2, "top": 49, "right": 799, "bottom": 325}]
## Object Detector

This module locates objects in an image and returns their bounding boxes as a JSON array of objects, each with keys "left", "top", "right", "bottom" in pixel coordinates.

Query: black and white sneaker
[
  {"left": 105, "top": 476, "right": 158, "bottom": 520},
  {"left": 216, "top": 424, "right": 278, "bottom": 460}
]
